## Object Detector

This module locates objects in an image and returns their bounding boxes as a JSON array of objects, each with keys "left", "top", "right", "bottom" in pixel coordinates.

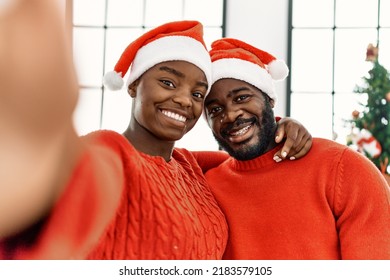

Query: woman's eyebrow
[{"left": 159, "top": 66, "right": 184, "bottom": 78}]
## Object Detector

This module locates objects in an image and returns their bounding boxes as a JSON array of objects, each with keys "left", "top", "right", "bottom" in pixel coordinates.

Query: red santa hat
[
  {"left": 209, "top": 38, "right": 289, "bottom": 103},
  {"left": 103, "top": 20, "right": 212, "bottom": 92}
]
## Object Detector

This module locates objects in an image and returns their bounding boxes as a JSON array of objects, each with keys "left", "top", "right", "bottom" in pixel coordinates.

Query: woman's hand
[{"left": 273, "top": 117, "right": 312, "bottom": 162}]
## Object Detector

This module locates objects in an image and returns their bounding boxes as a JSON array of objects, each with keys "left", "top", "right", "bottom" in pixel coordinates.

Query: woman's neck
[{"left": 123, "top": 122, "right": 175, "bottom": 162}]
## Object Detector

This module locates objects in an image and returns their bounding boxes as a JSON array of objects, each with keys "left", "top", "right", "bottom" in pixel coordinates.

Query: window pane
[
  {"left": 176, "top": 117, "right": 219, "bottom": 151},
  {"left": 334, "top": 29, "right": 377, "bottom": 92},
  {"left": 107, "top": 0, "right": 144, "bottom": 26},
  {"left": 291, "top": 29, "right": 334, "bottom": 92},
  {"left": 105, "top": 28, "right": 145, "bottom": 76},
  {"left": 292, "top": 0, "right": 334, "bottom": 27},
  {"left": 73, "top": 0, "right": 106, "bottom": 26},
  {"left": 290, "top": 92, "right": 333, "bottom": 139},
  {"left": 101, "top": 89, "right": 132, "bottom": 133},
  {"left": 184, "top": 0, "right": 223, "bottom": 26},
  {"left": 379, "top": 29, "right": 390, "bottom": 70},
  {"left": 336, "top": 0, "right": 378, "bottom": 27},
  {"left": 333, "top": 92, "right": 367, "bottom": 144},
  {"left": 73, "top": 28, "right": 105, "bottom": 87},
  {"left": 145, "top": 0, "right": 183, "bottom": 26},
  {"left": 380, "top": 0, "right": 390, "bottom": 26},
  {"left": 203, "top": 27, "right": 223, "bottom": 50},
  {"left": 73, "top": 88, "right": 102, "bottom": 136}
]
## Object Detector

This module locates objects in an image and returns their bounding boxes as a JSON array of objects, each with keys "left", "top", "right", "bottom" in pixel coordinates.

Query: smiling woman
[
  {"left": 76, "top": 20, "right": 230, "bottom": 260},
  {"left": 0, "top": 13, "right": 229, "bottom": 259}
]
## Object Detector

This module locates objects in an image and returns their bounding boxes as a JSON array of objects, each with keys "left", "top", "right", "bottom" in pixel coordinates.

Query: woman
[{"left": 0, "top": 0, "right": 311, "bottom": 259}]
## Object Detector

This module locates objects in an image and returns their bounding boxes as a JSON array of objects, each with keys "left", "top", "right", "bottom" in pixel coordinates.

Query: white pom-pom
[
  {"left": 103, "top": 71, "right": 124, "bottom": 91},
  {"left": 267, "top": 59, "right": 289, "bottom": 81}
]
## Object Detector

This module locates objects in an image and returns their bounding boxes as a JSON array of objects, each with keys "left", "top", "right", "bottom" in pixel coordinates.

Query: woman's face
[{"left": 129, "top": 60, "right": 208, "bottom": 141}]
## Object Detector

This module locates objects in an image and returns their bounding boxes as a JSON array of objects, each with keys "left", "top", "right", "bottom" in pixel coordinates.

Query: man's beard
[{"left": 213, "top": 103, "right": 276, "bottom": 161}]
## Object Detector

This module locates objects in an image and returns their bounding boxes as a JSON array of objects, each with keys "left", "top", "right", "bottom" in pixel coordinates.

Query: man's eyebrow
[
  {"left": 230, "top": 86, "right": 251, "bottom": 95},
  {"left": 205, "top": 86, "right": 251, "bottom": 107},
  {"left": 205, "top": 97, "right": 218, "bottom": 107}
]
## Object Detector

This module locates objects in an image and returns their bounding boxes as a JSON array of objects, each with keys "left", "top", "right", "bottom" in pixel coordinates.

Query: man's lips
[{"left": 222, "top": 118, "right": 256, "bottom": 144}]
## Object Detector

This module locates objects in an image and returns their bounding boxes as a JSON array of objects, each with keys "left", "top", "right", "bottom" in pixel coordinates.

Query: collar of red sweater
[{"left": 228, "top": 143, "right": 283, "bottom": 171}]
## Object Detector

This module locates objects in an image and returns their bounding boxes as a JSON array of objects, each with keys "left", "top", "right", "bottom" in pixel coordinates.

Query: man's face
[{"left": 204, "top": 78, "right": 276, "bottom": 160}]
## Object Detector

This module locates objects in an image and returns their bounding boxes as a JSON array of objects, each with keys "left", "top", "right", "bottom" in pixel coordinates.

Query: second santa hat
[
  {"left": 209, "top": 38, "right": 289, "bottom": 103},
  {"left": 103, "top": 20, "right": 212, "bottom": 91}
]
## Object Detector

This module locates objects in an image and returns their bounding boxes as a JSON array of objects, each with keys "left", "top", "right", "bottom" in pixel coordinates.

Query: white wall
[{"left": 225, "top": 0, "right": 289, "bottom": 117}]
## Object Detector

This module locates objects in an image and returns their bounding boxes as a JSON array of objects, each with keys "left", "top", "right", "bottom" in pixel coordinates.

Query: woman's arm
[{"left": 0, "top": 0, "right": 82, "bottom": 238}]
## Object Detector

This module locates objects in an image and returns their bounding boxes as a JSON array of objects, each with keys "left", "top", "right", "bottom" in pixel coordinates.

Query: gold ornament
[
  {"left": 386, "top": 92, "right": 390, "bottom": 102},
  {"left": 366, "top": 43, "right": 379, "bottom": 62},
  {"left": 352, "top": 110, "right": 360, "bottom": 119}
]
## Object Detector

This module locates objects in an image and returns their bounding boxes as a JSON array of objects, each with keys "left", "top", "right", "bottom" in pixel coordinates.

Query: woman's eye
[
  {"left": 192, "top": 92, "right": 205, "bottom": 99},
  {"left": 161, "top": 80, "right": 175, "bottom": 88}
]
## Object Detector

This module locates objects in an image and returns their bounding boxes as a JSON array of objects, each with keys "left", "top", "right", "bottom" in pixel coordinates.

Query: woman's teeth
[{"left": 162, "top": 110, "right": 187, "bottom": 122}]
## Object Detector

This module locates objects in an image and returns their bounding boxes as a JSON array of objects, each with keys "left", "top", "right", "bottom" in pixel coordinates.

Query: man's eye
[
  {"left": 208, "top": 106, "right": 222, "bottom": 117},
  {"left": 235, "top": 95, "right": 249, "bottom": 102}
]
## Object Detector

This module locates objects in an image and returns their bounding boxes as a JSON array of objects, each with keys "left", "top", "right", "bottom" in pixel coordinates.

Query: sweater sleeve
[
  {"left": 334, "top": 148, "right": 390, "bottom": 259},
  {"left": 191, "top": 151, "right": 230, "bottom": 174}
]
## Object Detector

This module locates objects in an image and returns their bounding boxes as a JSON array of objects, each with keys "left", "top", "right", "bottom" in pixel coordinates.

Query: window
[
  {"left": 72, "top": 0, "right": 225, "bottom": 150},
  {"left": 289, "top": 0, "right": 390, "bottom": 143}
]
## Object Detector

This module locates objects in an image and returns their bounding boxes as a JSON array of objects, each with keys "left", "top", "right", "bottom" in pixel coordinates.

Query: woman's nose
[{"left": 172, "top": 92, "right": 192, "bottom": 107}]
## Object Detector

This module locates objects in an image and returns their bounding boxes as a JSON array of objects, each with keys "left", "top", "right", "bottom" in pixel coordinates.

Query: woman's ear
[{"left": 128, "top": 81, "right": 138, "bottom": 98}]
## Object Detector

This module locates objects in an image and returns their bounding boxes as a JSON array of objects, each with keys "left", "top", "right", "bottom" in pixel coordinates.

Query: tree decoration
[{"left": 347, "top": 43, "right": 390, "bottom": 174}]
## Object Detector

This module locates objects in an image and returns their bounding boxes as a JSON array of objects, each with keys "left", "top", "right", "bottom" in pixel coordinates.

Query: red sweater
[
  {"left": 205, "top": 138, "right": 390, "bottom": 260},
  {"left": 0, "top": 130, "right": 228, "bottom": 259}
]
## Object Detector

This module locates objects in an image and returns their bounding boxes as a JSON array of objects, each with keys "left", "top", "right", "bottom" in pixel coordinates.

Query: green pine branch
[{"left": 351, "top": 61, "right": 390, "bottom": 174}]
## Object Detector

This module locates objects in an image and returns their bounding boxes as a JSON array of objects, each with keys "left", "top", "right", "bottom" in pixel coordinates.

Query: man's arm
[
  {"left": 191, "top": 150, "right": 229, "bottom": 173},
  {"left": 336, "top": 148, "right": 390, "bottom": 259}
]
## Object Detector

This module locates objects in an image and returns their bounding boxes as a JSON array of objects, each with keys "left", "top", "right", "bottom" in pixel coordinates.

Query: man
[{"left": 203, "top": 38, "right": 390, "bottom": 259}]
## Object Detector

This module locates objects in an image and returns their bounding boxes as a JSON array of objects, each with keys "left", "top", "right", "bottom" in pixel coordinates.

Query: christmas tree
[{"left": 348, "top": 44, "right": 390, "bottom": 175}]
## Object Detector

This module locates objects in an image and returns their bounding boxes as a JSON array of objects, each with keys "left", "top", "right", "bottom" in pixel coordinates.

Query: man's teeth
[
  {"left": 230, "top": 125, "right": 251, "bottom": 136},
  {"left": 162, "top": 110, "right": 187, "bottom": 122}
]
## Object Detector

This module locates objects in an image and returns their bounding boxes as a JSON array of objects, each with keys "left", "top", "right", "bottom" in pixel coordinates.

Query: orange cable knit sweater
[
  {"left": 0, "top": 130, "right": 228, "bottom": 259},
  {"left": 206, "top": 138, "right": 390, "bottom": 260}
]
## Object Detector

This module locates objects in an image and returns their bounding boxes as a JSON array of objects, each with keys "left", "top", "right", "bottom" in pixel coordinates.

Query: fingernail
[
  {"left": 290, "top": 156, "right": 296, "bottom": 160},
  {"left": 273, "top": 156, "right": 281, "bottom": 162},
  {"left": 282, "top": 151, "right": 287, "bottom": 158}
]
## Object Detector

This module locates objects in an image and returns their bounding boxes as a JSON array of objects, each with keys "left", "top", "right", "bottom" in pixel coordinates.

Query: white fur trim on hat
[
  {"left": 212, "top": 58, "right": 277, "bottom": 103},
  {"left": 127, "top": 36, "right": 212, "bottom": 92}
]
